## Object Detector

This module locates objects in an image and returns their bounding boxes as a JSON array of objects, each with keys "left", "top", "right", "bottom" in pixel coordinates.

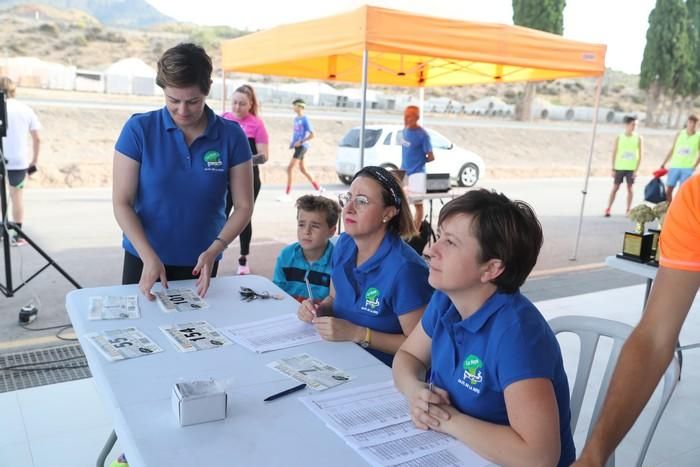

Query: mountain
[{"left": 0, "top": 0, "right": 174, "bottom": 28}]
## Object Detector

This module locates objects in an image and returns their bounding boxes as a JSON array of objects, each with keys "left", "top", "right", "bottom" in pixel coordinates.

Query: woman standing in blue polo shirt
[
  {"left": 113, "top": 43, "right": 253, "bottom": 299},
  {"left": 393, "top": 190, "right": 575, "bottom": 467},
  {"left": 298, "top": 166, "right": 433, "bottom": 366}
]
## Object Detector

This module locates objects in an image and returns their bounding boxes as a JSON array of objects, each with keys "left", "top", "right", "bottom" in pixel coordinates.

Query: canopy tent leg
[
  {"left": 570, "top": 76, "right": 604, "bottom": 261},
  {"left": 419, "top": 86, "right": 425, "bottom": 122},
  {"left": 359, "top": 48, "right": 369, "bottom": 168}
]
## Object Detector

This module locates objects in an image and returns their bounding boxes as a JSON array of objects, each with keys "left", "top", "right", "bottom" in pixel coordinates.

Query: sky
[{"left": 145, "top": 0, "right": 657, "bottom": 74}]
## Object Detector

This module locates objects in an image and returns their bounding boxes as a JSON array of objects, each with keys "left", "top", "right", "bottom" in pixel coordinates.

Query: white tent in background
[
  {"left": 278, "top": 82, "right": 344, "bottom": 106},
  {"left": 341, "top": 87, "right": 379, "bottom": 109},
  {"left": 104, "top": 58, "right": 156, "bottom": 95},
  {"left": 0, "top": 57, "right": 76, "bottom": 90}
]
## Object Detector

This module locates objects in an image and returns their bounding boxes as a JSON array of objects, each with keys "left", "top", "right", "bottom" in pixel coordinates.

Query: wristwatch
[{"left": 359, "top": 327, "right": 371, "bottom": 349}]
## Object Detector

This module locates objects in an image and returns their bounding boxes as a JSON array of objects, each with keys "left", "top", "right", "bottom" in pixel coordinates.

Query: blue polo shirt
[
  {"left": 273, "top": 241, "right": 333, "bottom": 302},
  {"left": 290, "top": 115, "right": 313, "bottom": 149},
  {"left": 332, "top": 232, "right": 433, "bottom": 366},
  {"left": 115, "top": 105, "right": 251, "bottom": 266},
  {"left": 422, "top": 291, "right": 575, "bottom": 467},
  {"left": 400, "top": 127, "right": 432, "bottom": 175}
]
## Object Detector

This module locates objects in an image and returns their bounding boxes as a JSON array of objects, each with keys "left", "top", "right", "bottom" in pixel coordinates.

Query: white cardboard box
[{"left": 171, "top": 380, "right": 227, "bottom": 427}]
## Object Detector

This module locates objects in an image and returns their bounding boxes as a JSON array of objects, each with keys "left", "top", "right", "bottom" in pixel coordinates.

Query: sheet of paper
[
  {"left": 221, "top": 314, "right": 320, "bottom": 353},
  {"left": 267, "top": 353, "right": 352, "bottom": 391},
  {"left": 154, "top": 288, "right": 209, "bottom": 313},
  {"left": 357, "top": 430, "right": 459, "bottom": 466},
  {"left": 390, "top": 445, "right": 493, "bottom": 467},
  {"left": 300, "top": 381, "right": 410, "bottom": 435},
  {"left": 86, "top": 327, "right": 163, "bottom": 362},
  {"left": 301, "top": 381, "right": 491, "bottom": 467},
  {"left": 88, "top": 295, "right": 140, "bottom": 320},
  {"left": 160, "top": 321, "right": 232, "bottom": 352},
  {"left": 346, "top": 421, "right": 424, "bottom": 448}
]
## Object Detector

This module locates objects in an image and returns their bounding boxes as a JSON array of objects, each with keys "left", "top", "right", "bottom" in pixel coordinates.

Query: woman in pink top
[{"left": 222, "top": 84, "right": 269, "bottom": 274}]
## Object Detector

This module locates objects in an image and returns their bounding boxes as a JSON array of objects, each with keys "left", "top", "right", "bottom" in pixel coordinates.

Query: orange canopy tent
[{"left": 221, "top": 5, "right": 607, "bottom": 259}]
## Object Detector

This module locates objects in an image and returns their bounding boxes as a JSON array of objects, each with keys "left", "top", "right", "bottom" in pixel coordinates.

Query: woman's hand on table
[
  {"left": 407, "top": 383, "right": 452, "bottom": 430},
  {"left": 140, "top": 254, "right": 168, "bottom": 301},
  {"left": 312, "top": 316, "right": 362, "bottom": 342},
  {"left": 193, "top": 247, "right": 219, "bottom": 297}
]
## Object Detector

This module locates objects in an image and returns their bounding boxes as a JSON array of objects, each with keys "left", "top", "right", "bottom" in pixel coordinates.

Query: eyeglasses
[{"left": 338, "top": 192, "right": 371, "bottom": 211}]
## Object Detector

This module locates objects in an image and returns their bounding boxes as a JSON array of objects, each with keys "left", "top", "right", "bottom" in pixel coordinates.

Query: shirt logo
[
  {"left": 361, "top": 287, "right": 381, "bottom": 314},
  {"left": 457, "top": 354, "right": 484, "bottom": 394},
  {"left": 203, "top": 150, "right": 224, "bottom": 171}
]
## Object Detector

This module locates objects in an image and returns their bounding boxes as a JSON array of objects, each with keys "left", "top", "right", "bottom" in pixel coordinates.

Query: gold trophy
[
  {"left": 617, "top": 204, "right": 655, "bottom": 263},
  {"left": 647, "top": 202, "right": 668, "bottom": 266}
]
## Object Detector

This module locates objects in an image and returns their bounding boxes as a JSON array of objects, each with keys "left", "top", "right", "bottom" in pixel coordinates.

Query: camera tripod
[{"left": 0, "top": 91, "right": 81, "bottom": 297}]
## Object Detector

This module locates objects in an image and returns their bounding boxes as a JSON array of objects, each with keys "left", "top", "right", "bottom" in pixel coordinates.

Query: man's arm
[
  {"left": 635, "top": 136, "right": 643, "bottom": 173},
  {"left": 660, "top": 133, "right": 679, "bottom": 168},
  {"left": 611, "top": 136, "right": 618, "bottom": 174},
  {"left": 575, "top": 266, "right": 700, "bottom": 466},
  {"left": 30, "top": 129, "right": 40, "bottom": 167}
]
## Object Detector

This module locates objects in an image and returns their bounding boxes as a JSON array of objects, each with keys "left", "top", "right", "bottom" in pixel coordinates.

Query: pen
[
  {"left": 305, "top": 276, "right": 317, "bottom": 317},
  {"left": 264, "top": 383, "right": 307, "bottom": 402},
  {"left": 427, "top": 371, "right": 433, "bottom": 414},
  {"left": 304, "top": 276, "right": 314, "bottom": 302}
]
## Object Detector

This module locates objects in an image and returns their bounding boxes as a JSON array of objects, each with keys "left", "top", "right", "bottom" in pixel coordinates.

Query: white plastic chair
[{"left": 548, "top": 315, "right": 680, "bottom": 467}]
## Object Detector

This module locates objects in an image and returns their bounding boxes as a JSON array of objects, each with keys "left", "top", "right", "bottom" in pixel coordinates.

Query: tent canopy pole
[
  {"left": 570, "top": 76, "right": 604, "bottom": 261},
  {"left": 359, "top": 49, "right": 369, "bottom": 168}
]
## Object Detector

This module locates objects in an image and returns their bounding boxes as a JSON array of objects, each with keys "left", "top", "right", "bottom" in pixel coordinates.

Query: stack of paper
[
  {"left": 222, "top": 314, "right": 320, "bottom": 353},
  {"left": 267, "top": 353, "right": 352, "bottom": 391},
  {"left": 160, "top": 321, "right": 232, "bottom": 352},
  {"left": 86, "top": 327, "right": 163, "bottom": 362},
  {"left": 88, "top": 295, "right": 140, "bottom": 320},
  {"left": 154, "top": 288, "right": 209, "bottom": 313},
  {"left": 300, "top": 381, "right": 491, "bottom": 467}
]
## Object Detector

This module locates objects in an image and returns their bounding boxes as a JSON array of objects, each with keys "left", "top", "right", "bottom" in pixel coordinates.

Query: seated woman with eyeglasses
[{"left": 297, "top": 166, "right": 434, "bottom": 366}]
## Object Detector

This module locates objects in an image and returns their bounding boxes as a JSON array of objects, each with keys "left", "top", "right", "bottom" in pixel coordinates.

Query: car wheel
[
  {"left": 338, "top": 174, "right": 353, "bottom": 185},
  {"left": 458, "top": 163, "right": 479, "bottom": 187}
]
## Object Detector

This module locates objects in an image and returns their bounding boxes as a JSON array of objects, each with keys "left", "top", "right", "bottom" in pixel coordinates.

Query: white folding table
[{"left": 66, "top": 275, "right": 393, "bottom": 467}]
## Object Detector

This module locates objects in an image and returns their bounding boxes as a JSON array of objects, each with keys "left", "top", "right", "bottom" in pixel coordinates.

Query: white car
[{"left": 335, "top": 125, "right": 485, "bottom": 187}]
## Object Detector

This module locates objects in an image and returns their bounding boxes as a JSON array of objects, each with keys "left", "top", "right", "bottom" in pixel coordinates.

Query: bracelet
[
  {"left": 214, "top": 237, "right": 228, "bottom": 249},
  {"left": 359, "top": 327, "right": 371, "bottom": 348}
]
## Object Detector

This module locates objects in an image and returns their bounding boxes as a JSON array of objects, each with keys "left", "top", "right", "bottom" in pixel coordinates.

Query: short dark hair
[
  {"left": 156, "top": 43, "right": 212, "bottom": 95},
  {"left": 296, "top": 195, "right": 340, "bottom": 228},
  {"left": 292, "top": 98, "right": 305, "bottom": 107},
  {"left": 438, "top": 189, "right": 543, "bottom": 293},
  {"left": 623, "top": 115, "right": 637, "bottom": 124},
  {"left": 689, "top": 114, "right": 699, "bottom": 123}
]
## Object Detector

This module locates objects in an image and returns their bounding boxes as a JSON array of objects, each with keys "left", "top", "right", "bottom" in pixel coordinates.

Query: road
[{"left": 0, "top": 177, "right": 648, "bottom": 350}]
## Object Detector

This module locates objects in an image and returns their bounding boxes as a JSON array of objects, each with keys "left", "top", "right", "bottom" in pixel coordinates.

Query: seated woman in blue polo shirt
[
  {"left": 393, "top": 190, "right": 575, "bottom": 467},
  {"left": 112, "top": 43, "right": 253, "bottom": 299},
  {"left": 297, "top": 166, "right": 434, "bottom": 366}
]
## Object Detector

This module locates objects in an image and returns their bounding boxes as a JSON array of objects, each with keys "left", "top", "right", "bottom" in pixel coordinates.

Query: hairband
[{"left": 353, "top": 166, "right": 402, "bottom": 208}]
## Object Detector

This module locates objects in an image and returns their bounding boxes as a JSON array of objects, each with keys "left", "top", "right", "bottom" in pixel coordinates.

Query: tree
[
  {"left": 640, "top": 0, "right": 694, "bottom": 126},
  {"left": 512, "top": 0, "right": 567, "bottom": 121}
]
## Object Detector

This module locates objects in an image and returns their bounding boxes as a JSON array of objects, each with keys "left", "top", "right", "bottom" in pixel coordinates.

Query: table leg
[{"left": 97, "top": 430, "right": 117, "bottom": 467}]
